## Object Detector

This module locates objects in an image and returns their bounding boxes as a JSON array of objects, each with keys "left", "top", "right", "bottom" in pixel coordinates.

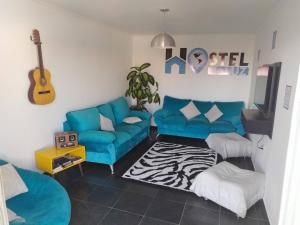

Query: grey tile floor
[{"left": 56, "top": 132, "right": 270, "bottom": 225}]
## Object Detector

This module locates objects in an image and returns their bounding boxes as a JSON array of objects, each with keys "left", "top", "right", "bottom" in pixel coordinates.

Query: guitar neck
[{"left": 37, "top": 44, "right": 45, "bottom": 78}]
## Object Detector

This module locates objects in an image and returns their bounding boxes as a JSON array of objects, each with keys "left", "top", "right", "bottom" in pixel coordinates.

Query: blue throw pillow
[
  {"left": 110, "top": 97, "right": 130, "bottom": 124},
  {"left": 97, "top": 104, "right": 116, "bottom": 126},
  {"left": 66, "top": 107, "right": 100, "bottom": 133},
  {"left": 163, "top": 96, "right": 190, "bottom": 113}
]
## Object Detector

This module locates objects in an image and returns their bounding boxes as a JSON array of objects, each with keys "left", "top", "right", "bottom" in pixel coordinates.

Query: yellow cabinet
[{"left": 35, "top": 145, "right": 85, "bottom": 176}]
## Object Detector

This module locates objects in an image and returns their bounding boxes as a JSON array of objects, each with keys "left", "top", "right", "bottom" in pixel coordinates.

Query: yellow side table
[{"left": 35, "top": 145, "right": 86, "bottom": 177}]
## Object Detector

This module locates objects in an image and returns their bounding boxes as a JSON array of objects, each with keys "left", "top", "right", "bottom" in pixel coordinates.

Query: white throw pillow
[
  {"left": 99, "top": 114, "right": 115, "bottom": 131},
  {"left": 0, "top": 164, "right": 28, "bottom": 200},
  {"left": 123, "top": 117, "right": 142, "bottom": 124},
  {"left": 205, "top": 105, "right": 223, "bottom": 123},
  {"left": 7, "top": 208, "right": 25, "bottom": 223},
  {"left": 180, "top": 101, "right": 201, "bottom": 120}
]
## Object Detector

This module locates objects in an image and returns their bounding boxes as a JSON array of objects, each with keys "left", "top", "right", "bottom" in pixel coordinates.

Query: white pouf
[
  {"left": 190, "top": 161, "right": 265, "bottom": 218},
  {"left": 206, "top": 133, "right": 253, "bottom": 159}
]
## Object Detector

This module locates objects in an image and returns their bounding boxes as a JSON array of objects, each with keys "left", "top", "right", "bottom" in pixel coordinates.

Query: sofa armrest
[
  {"left": 129, "top": 110, "right": 152, "bottom": 121},
  {"left": 63, "top": 121, "right": 72, "bottom": 131},
  {"left": 79, "top": 131, "right": 116, "bottom": 144},
  {"left": 227, "top": 115, "right": 245, "bottom": 136}
]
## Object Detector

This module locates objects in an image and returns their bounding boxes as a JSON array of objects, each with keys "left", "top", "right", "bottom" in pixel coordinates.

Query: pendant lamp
[{"left": 151, "top": 9, "right": 176, "bottom": 48}]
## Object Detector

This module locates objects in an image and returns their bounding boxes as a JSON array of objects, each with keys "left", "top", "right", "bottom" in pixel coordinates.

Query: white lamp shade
[{"left": 151, "top": 32, "right": 176, "bottom": 48}]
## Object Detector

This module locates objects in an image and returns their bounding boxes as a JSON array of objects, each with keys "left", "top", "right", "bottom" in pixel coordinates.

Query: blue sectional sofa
[
  {"left": 64, "top": 97, "right": 151, "bottom": 173},
  {"left": 154, "top": 96, "right": 245, "bottom": 139},
  {"left": 0, "top": 160, "right": 70, "bottom": 225}
]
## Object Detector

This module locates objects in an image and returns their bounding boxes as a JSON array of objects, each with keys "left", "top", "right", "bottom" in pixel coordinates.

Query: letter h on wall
[{"left": 165, "top": 48, "right": 187, "bottom": 74}]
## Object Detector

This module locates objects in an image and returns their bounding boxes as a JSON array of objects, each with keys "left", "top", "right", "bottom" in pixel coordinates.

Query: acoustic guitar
[{"left": 28, "top": 29, "right": 55, "bottom": 105}]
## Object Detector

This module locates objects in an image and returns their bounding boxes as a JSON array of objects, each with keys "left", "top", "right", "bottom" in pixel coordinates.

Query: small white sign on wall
[{"left": 284, "top": 85, "right": 292, "bottom": 110}]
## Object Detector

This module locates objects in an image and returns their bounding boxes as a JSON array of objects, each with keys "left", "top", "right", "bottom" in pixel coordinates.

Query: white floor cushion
[
  {"left": 190, "top": 161, "right": 265, "bottom": 218},
  {"left": 0, "top": 164, "right": 28, "bottom": 200},
  {"left": 206, "top": 133, "right": 253, "bottom": 159}
]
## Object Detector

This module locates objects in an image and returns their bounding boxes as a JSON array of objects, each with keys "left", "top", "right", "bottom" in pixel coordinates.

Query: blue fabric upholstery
[
  {"left": 163, "top": 96, "right": 190, "bottom": 113},
  {"left": 115, "top": 124, "right": 141, "bottom": 137},
  {"left": 64, "top": 96, "right": 151, "bottom": 169},
  {"left": 110, "top": 97, "right": 130, "bottom": 124},
  {"left": 0, "top": 160, "right": 70, "bottom": 225},
  {"left": 210, "top": 120, "right": 236, "bottom": 133},
  {"left": 66, "top": 107, "right": 99, "bottom": 133},
  {"left": 113, "top": 131, "right": 131, "bottom": 147},
  {"left": 79, "top": 130, "right": 116, "bottom": 144},
  {"left": 129, "top": 110, "right": 152, "bottom": 121},
  {"left": 154, "top": 96, "right": 245, "bottom": 139},
  {"left": 97, "top": 104, "right": 116, "bottom": 126}
]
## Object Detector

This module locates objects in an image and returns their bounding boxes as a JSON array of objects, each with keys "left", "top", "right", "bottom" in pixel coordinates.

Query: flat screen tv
[{"left": 253, "top": 62, "right": 281, "bottom": 118}]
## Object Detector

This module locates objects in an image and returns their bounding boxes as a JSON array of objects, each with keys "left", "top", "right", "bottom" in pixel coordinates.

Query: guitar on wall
[{"left": 28, "top": 29, "right": 55, "bottom": 105}]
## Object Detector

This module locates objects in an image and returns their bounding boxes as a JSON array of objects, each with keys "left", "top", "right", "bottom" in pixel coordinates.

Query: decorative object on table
[
  {"left": 206, "top": 133, "right": 253, "bottom": 159},
  {"left": 28, "top": 29, "right": 55, "bottom": 105},
  {"left": 54, "top": 131, "right": 78, "bottom": 149},
  {"left": 125, "top": 63, "right": 160, "bottom": 111},
  {"left": 187, "top": 48, "right": 209, "bottom": 74},
  {"left": 35, "top": 145, "right": 85, "bottom": 177},
  {"left": 190, "top": 161, "right": 265, "bottom": 218},
  {"left": 151, "top": 9, "right": 176, "bottom": 48},
  {"left": 1, "top": 159, "right": 71, "bottom": 225},
  {"left": 122, "top": 142, "right": 218, "bottom": 191}
]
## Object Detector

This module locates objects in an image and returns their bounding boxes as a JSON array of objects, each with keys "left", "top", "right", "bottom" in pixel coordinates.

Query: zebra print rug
[{"left": 122, "top": 142, "right": 217, "bottom": 192}]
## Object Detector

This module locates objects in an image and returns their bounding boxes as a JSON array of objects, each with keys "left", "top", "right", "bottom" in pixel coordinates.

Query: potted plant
[{"left": 125, "top": 63, "right": 160, "bottom": 111}]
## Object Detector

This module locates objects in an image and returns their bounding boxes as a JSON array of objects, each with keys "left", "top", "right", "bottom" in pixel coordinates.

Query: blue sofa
[
  {"left": 154, "top": 96, "right": 245, "bottom": 139},
  {"left": 64, "top": 97, "right": 151, "bottom": 174},
  {"left": 0, "top": 160, "right": 70, "bottom": 225}
]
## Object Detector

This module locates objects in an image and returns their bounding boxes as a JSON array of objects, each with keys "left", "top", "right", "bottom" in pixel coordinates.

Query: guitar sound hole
[{"left": 38, "top": 90, "right": 50, "bottom": 94}]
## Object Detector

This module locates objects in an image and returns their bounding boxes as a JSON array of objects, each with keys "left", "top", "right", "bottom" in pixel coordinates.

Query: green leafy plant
[{"left": 125, "top": 63, "right": 160, "bottom": 111}]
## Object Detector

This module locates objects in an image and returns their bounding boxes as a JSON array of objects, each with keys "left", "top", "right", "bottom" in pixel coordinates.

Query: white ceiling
[{"left": 44, "top": 0, "right": 278, "bottom": 34}]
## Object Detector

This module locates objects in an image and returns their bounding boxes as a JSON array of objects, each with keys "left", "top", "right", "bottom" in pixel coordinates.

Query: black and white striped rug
[{"left": 122, "top": 142, "right": 217, "bottom": 192}]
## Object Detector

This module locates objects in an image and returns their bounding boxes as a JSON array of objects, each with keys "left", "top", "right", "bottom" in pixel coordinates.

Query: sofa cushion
[
  {"left": 160, "top": 114, "right": 187, "bottom": 129},
  {"left": 185, "top": 117, "right": 210, "bottom": 133},
  {"left": 210, "top": 120, "right": 236, "bottom": 133},
  {"left": 123, "top": 117, "right": 142, "bottom": 124},
  {"left": 110, "top": 97, "right": 130, "bottom": 124},
  {"left": 133, "top": 120, "right": 150, "bottom": 131},
  {"left": 215, "top": 101, "right": 244, "bottom": 120},
  {"left": 193, "top": 101, "right": 214, "bottom": 115},
  {"left": 113, "top": 131, "right": 131, "bottom": 147},
  {"left": 205, "top": 104, "right": 224, "bottom": 123},
  {"left": 163, "top": 96, "right": 190, "bottom": 113},
  {"left": 79, "top": 130, "right": 116, "bottom": 144},
  {"left": 67, "top": 107, "right": 99, "bottom": 132},
  {"left": 180, "top": 101, "right": 201, "bottom": 120},
  {"left": 0, "top": 163, "right": 28, "bottom": 200},
  {"left": 115, "top": 124, "right": 141, "bottom": 137},
  {"left": 99, "top": 114, "right": 115, "bottom": 132},
  {"left": 97, "top": 104, "right": 116, "bottom": 126}
]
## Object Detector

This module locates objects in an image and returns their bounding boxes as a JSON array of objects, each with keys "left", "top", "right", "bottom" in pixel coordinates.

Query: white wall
[
  {"left": 249, "top": 0, "right": 300, "bottom": 224},
  {"left": 132, "top": 34, "right": 255, "bottom": 112},
  {"left": 0, "top": 0, "right": 132, "bottom": 170}
]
